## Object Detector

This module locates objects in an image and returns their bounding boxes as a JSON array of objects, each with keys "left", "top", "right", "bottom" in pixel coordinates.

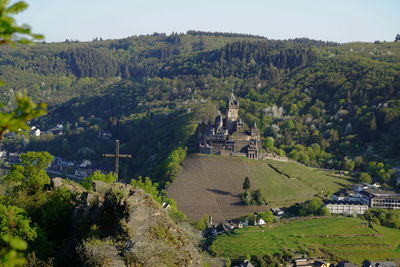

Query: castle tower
[
  {"left": 226, "top": 92, "right": 239, "bottom": 132},
  {"left": 251, "top": 122, "right": 260, "bottom": 140}
]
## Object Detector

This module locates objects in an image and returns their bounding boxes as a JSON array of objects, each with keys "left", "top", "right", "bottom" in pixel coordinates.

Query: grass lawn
[
  {"left": 246, "top": 159, "right": 353, "bottom": 205},
  {"left": 211, "top": 216, "right": 400, "bottom": 264}
]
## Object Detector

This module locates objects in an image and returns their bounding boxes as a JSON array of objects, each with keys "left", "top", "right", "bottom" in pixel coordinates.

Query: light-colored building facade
[{"left": 325, "top": 200, "right": 369, "bottom": 215}]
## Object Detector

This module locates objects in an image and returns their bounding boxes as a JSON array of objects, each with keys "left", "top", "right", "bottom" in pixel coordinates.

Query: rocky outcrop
[{"left": 51, "top": 178, "right": 202, "bottom": 267}]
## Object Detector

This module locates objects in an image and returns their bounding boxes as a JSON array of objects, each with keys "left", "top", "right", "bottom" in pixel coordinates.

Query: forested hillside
[{"left": 1, "top": 31, "right": 399, "bottom": 186}]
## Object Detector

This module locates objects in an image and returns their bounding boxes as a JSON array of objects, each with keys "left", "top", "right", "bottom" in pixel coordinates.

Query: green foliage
[
  {"left": 5, "top": 151, "right": 53, "bottom": 191},
  {"left": 359, "top": 172, "right": 372, "bottom": 183},
  {"left": 0, "top": 92, "right": 47, "bottom": 139},
  {"left": 342, "top": 159, "right": 355, "bottom": 171},
  {"left": 366, "top": 161, "right": 394, "bottom": 184},
  {"left": 81, "top": 171, "right": 117, "bottom": 190},
  {"left": 241, "top": 189, "right": 266, "bottom": 206},
  {"left": 130, "top": 176, "right": 187, "bottom": 223},
  {"left": 211, "top": 217, "right": 400, "bottom": 263},
  {"left": 242, "top": 176, "right": 250, "bottom": 192},
  {"left": 0, "top": 235, "right": 27, "bottom": 267},
  {"left": 193, "top": 215, "right": 208, "bottom": 231},
  {"left": 263, "top": 137, "right": 274, "bottom": 151},
  {"left": 0, "top": 0, "right": 43, "bottom": 45},
  {"left": 0, "top": 203, "right": 37, "bottom": 241},
  {"left": 298, "top": 198, "right": 329, "bottom": 216},
  {"left": 363, "top": 209, "right": 400, "bottom": 229},
  {"left": 130, "top": 176, "right": 163, "bottom": 203},
  {"left": 258, "top": 210, "right": 276, "bottom": 224},
  {"left": 162, "top": 146, "right": 187, "bottom": 181}
]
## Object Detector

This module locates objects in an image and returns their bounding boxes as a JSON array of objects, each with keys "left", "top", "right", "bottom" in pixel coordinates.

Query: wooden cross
[{"left": 102, "top": 140, "right": 132, "bottom": 181}]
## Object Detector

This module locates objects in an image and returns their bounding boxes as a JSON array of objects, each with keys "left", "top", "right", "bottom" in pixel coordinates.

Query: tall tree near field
[{"left": 242, "top": 176, "right": 251, "bottom": 193}]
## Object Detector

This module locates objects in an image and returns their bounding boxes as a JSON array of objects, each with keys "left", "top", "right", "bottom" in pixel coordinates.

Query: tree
[
  {"left": 242, "top": 176, "right": 250, "bottom": 193},
  {"left": 259, "top": 210, "right": 275, "bottom": 224},
  {"left": 6, "top": 152, "right": 53, "bottom": 192},
  {"left": 0, "top": 0, "right": 43, "bottom": 45},
  {"left": 342, "top": 159, "right": 355, "bottom": 171},
  {"left": 263, "top": 137, "right": 274, "bottom": 151},
  {"left": 359, "top": 172, "right": 372, "bottom": 184},
  {"left": 81, "top": 171, "right": 117, "bottom": 190}
]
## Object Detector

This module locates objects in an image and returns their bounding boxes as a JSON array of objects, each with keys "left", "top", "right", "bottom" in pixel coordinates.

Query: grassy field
[
  {"left": 167, "top": 154, "right": 353, "bottom": 223},
  {"left": 211, "top": 217, "right": 400, "bottom": 264}
]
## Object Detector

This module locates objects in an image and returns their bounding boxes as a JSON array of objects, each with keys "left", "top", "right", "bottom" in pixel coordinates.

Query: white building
[{"left": 325, "top": 200, "right": 369, "bottom": 215}]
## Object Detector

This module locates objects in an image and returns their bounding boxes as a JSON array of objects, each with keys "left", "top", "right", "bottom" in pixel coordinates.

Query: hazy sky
[{"left": 16, "top": 0, "right": 400, "bottom": 43}]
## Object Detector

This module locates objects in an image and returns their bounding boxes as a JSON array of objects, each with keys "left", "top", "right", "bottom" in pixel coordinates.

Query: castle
[{"left": 197, "top": 92, "right": 261, "bottom": 159}]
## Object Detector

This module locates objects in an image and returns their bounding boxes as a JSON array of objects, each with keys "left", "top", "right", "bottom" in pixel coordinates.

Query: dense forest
[{"left": 1, "top": 31, "right": 399, "bottom": 186}]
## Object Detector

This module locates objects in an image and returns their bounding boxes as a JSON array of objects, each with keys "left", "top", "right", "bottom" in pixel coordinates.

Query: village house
[
  {"left": 336, "top": 262, "right": 359, "bottom": 267},
  {"left": 79, "top": 159, "right": 92, "bottom": 168},
  {"left": 362, "top": 261, "right": 397, "bottom": 267},
  {"left": 74, "top": 168, "right": 93, "bottom": 178},
  {"left": 271, "top": 207, "right": 285, "bottom": 217},
  {"left": 29, "top": 126, "right": 41, "bottom": 137},
  {"left": 98, "top": 130, "right": 112, "bottom": 140},
  {"left": 294, "top": 259, "right": 330, "bottom": 267},
  {"left": 236, "top": 260, "right": 255, "bottom": 267},
  {"left": 197, "top": 92, "right": 261, "bottom": 159},
  {"left": 51, "top": 156, "right": 74, "bottom": 171},
  {"left": 0, "top": 150, "right": 7, "bottom": 158}
]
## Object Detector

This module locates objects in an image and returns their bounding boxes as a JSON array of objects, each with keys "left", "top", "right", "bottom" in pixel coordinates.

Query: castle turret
[
  {"left": 251, "top": 122, "right": 260, "bottom": 140},
  {"left": 226, "top": 92, "right": 239, "bottom": 132}
]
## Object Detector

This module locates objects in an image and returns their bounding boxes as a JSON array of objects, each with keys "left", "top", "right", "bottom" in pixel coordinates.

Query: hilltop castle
[{"left": 197, "top": 92, "right": 261, "bottom": 159}]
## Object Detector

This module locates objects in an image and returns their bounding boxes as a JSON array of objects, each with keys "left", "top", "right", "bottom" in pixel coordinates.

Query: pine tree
[{"left": 242, "top": 176, "right": 251, "bottom": 192}]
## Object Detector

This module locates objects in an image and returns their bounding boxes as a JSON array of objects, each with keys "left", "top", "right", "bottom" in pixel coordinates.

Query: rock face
[{"left": 52, "top": 178, "right": 202, "bottom": 267}]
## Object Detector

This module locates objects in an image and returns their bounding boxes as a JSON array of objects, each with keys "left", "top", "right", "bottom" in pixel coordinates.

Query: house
[
  {"left": 52, "top": 157, "right": 74, "bottom": 170},
  {"left": 325, "top": 200, "right": 369, "bottom": 215},
  {"left": 295, "top": 259, "right": 330, "bottom": 267},
  {"left": 161, "top": 202, "right": 170, "bottom": 210},
  {"left": 313, "top": 261, "right": 329, "bottom": 267},
  {"left": 79, "top": 159, "right": 92, "bottom": 168},
  {"left": 337, "top": 262, "right": 359, "bottom": 267},
  {"left": 98, "top": 130, "right": 112, "bottom": 140},
  {"left": 0, "top": 150, "right": 7, "bottom": 158},
  {"left": 30, "top": 128, "right": 41, "bottom": 137},
  {"left": 271, "top": 208, "right": 284, "bottom": 216},
  {"left": 237, "top": 260, "right": 255, "bottom": 267},
  {"left": 74, "top": 168, "right": 93, "bottom": 178},
  {"left": 294, "top": 259, "right": 315, "bottom": 267},
  {"left": 361, "top": 189, "right": 400, "bottom": 209},
  {"left": 255, "top": 217, "right": 266, "bottom": 225},
  {"left": 362, "top": 261, "right": 397, "bottom": 267}
]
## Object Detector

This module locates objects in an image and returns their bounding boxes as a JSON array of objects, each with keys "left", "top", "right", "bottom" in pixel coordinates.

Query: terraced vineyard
[
  {"left": 210, "top": 217, "right": 400, "bottom": 264},
  {"left": 167, "top": 154, "right": 353, "bottom": 222}
]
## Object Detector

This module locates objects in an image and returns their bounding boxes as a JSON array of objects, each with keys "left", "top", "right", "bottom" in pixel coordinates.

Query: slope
[{"left": 167, "top": 154, "right": 352, "bottom": 223}]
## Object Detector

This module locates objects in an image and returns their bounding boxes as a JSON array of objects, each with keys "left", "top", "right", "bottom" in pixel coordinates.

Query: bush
[
  {"left": 363, "top": 209, "right": 400, "bottom": 229},
  {"left": 241, "top": 190, "right": 266, "bottom": 205},
  {"left": 298, "top": 198, "right": 329, "bottom": 216},
  {"left": 81, "top": 171, "right": 117, "bottom": 190},
  {"left": 193, "top": 215, "right": 208, "bottom": 231}
]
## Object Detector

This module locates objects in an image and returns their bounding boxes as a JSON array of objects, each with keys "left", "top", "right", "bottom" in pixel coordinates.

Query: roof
[
  {"left": 334, "top": 189, "right": 357, "bottom": 197},
  {"left": 324, "top": 200, "right": 367, "bottom": 206},
  {"left": 337, "top": 262, "right": 359, "bottom": 267},
  {"left": 361, "top": 189, "right": 400, "bottom": 198},
  {"left": 238, "top": 260, "right": 255, "bottom": 267},
  {"left": 362, "top": 261, "right": 397, "bottom": 267}
]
